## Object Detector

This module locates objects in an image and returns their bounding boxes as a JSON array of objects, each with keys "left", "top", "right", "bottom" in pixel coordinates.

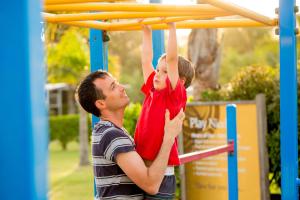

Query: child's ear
[
  {"left": 95, "top": 99, "right": 106, "bottom": 110},
  {"left": 181, "top": 77, "right": 186, "bottom": 84},
  {"left": 181, "top": 78, "right": 186, "bottom": 88}
]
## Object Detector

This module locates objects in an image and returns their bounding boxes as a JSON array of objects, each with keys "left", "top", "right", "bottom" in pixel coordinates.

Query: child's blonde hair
[{"left": 158, "top": 54, "right": 195, "bottom": 88}]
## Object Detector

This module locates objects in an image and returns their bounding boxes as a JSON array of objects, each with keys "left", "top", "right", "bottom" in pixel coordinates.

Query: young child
[{"left": 134, "top": 23, "right": 195, "bottom": 199}]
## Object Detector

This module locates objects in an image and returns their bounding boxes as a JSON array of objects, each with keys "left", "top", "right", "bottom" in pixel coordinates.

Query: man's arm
[
  {"left": 116, "top": 109, "right": 185, "bottom": 194},
  {"left": 141, "top": 24, "right": 155, "bottom": 83},
  {"left": 166, "top": 22, "right": 179, "bottom": 90}
]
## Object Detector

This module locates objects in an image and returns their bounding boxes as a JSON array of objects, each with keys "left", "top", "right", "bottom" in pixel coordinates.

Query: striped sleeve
[{"left": 100, "top": 129, "right": 135, "bottom": 162}]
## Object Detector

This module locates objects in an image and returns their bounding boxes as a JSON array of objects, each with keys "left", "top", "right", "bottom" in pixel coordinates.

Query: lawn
[{"left": 48, "top": 141, "right": 94, "bottom": 200}]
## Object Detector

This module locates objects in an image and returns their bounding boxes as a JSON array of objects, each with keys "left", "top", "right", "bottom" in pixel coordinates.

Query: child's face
[{"left": 153, "top": 58, "right": 167, "bottom": 90}]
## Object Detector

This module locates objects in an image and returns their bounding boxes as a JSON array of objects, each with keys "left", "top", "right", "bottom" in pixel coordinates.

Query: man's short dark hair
[{"left": 76, "top": 70, "right": 109, "bottom": 117}]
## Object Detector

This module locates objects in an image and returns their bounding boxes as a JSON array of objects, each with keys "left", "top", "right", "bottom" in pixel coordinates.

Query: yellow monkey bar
[
  {"left": 44, "top": 3, "right": 233, "bottom": 13},
  {"left": 200, "top": 0, "right": 274, "bottom": 25},
  {"left": 43, "top": 1, "right": 278, "bottom": 31},
  {"left": 60, "top": 19, "right": 277, "bottom": 31},
  {"left": 44, "top": 0, "right": 135, "bottom": 5},
  {"left": 43, "top": 10, "right": 233, "bottom": 23}
]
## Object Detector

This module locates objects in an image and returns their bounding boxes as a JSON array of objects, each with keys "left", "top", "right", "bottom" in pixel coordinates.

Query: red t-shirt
[{"left": 134, "top": 71, "right": 187, "bottom": 165}]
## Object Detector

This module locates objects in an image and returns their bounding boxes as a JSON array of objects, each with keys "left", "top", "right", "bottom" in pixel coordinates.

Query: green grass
[{"left": 49, "top": 141, "right": 93, "bottom": 200}]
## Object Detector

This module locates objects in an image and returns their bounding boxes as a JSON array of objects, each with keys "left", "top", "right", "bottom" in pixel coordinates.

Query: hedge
[
  {"left": 50, "top": 114, "right": 82, "bottom": 150},
  {"left": 49, "top": 103, "right": 142, "bottom": 150}
]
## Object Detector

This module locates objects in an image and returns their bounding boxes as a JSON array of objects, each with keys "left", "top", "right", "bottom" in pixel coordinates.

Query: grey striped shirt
[{"left": 92, "top": 120, "right": 144, "bottom": 200}]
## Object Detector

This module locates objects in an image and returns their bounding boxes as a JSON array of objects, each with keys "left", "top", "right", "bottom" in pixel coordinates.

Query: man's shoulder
[
  {"left": 92, "top": 121, "right": 135, "bottom": 162},
  {"left": 93, "top": 121, "right": 125, "bottom": 135},
  {"left": 92, "top": 121, "right": 133, "bottom": 144}
]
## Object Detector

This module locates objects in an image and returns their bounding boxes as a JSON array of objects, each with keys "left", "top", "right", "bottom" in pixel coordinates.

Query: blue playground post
[
  {"left": 226, "top": 105, "right": 238, "bottom": 200},
  {"left": 150, "top": 0, "right": 165, "bottom": 68},
  {"left": 279, "top": 0, "right": 299, "bottom": 199},
  {"left": 90, "top": 28, "right": 108, "bottom": 198},
  {"left": 0, "top": 0, "right": 48, "bottom": 199},
  {"left": 90, "top": 30, "right": 108, "bottom": 72},
  {"left": 89, "top": 29, "right": 108, "bottom": 126}
]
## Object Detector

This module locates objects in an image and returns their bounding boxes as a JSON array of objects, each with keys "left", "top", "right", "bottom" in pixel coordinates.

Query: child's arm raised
[
  {"left": 141, "top": 24, "right": 155, "bottom": 83},
  {"left": 166, "top": 22, "right": 179, "bottom": 90}
]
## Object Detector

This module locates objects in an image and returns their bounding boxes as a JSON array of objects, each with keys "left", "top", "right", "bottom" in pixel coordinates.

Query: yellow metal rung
[
  {"left": 58, "top": 18, "right": 278, "bottom": 31},
  {"left": 45, "top": 0, "right": 135, "bottom": 5},
  {"left": 201, "top": 0, "right": 275, "bottom": 25},
  {"left": 43, "top": 10, "right": 232, "bottom": 22},
  {"left": 44, "top": 3, "right": 232, "bottom": 13}
]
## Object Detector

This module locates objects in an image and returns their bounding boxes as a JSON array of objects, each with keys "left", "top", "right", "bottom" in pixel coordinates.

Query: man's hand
[{"left": 164, "top": 109, "right": 185, "bottom": 142}]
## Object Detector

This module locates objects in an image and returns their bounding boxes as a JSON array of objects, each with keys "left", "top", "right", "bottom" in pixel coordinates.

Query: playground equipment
[
  {"left": 42, "top": 0, "right": 277, "bottom": 30},
  {"left": 179, "top": 104, "right": 238, "bottom": 200},
  {"left": 0, "top": 0, "right": 298, "bottom": 199}
]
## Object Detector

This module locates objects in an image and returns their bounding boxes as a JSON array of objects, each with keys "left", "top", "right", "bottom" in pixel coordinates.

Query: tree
[
  {"left": 219, "top": 28, "right": 278, "bottom": 84},
  {"left": 187, "top": 28, "right": 223, "bottom": 100},
  {"left": 108, "top": 31, "right": 144, "bottom": 103},
  {"left": 78, "top": 104, "right": 90, "bottom": 166},
  {"left": 46, "top": 28, "right": 91, "bottom": 165},
  {"left": 46, "top": 28, "right": 90, "bottom": 84}
]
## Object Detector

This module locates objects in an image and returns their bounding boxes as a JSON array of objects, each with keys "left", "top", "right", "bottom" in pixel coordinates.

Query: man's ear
[{"left": 95, "top": 99, "right": 106, "bottom": 110}]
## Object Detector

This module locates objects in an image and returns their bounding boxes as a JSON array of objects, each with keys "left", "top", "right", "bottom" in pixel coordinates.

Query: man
[{"left": 76, "top": 70, "right": 185, "bottom": 200}]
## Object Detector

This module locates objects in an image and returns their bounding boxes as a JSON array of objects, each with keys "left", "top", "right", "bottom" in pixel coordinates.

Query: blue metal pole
[
  {"left": 226, "top": 104, "right": 238, "bottom": 200},
  {"left": 279, "top": 0, "right": 298, "bottom": 199},
  {"left": 90, "top": 30, "right": 107, "bottom": 71},
  {"left": 0, "top": 0, "right": 48, "bottom": 199},
  {"left": 89, "top": 29, "right": 108, "bottom": 126},
  {"left": 150, "top": 0, "right": 165, "bottom": 68},
  {"left": 89, "top": 28, "right": 108, "bottom": 198}
]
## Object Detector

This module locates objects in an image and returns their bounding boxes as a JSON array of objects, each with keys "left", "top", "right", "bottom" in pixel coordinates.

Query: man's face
[
  {"left": 93, "top": 75, "right": 130, "bottom": 111},
  {"left": 153, "top": 58, "right": 167, "bottom": 90}
]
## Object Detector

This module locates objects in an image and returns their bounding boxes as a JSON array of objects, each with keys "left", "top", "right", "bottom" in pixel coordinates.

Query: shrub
[
  {"left": 124, "top": 103, "right": 142, "bottom": 137},
  {"left": 49, "top": 114, "right": 91, "bottom": 150},
  {"left": 201, "top": 87, "right": 229, "bottom": 102},
  {"left": 203, "top": 65, "right": 278, "bottom": 102},
  {"left": 228, "top": 65, "right": 278, "bottom": 104},
  {"left": 49, "top": 103, "right": 142, "bottom": 150},
  {"left": 266, "top": 72, "right": 300, "bottom": 187},
  {"left": 201, "top": 65, "right": 288, "bottom": 189}
]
